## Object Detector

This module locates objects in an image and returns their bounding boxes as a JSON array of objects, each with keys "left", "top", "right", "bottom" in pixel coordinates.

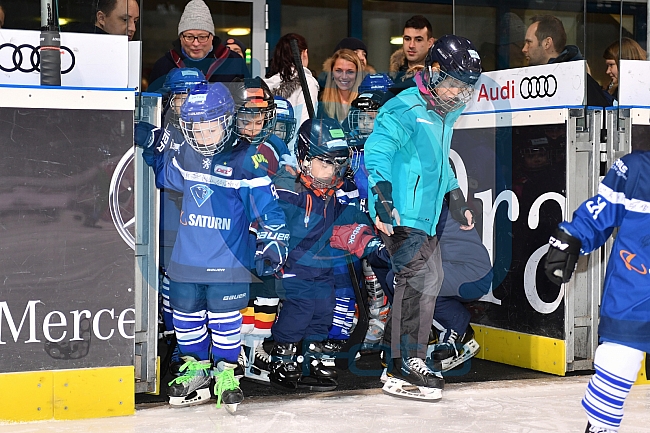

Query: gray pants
[{"left": 381, "top": 226, "right": 443, "bottom": 359}]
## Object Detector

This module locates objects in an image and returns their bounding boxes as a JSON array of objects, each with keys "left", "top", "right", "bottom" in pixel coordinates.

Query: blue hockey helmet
[
  {"left": 358, "top": 73, "right": 393, "bottom": 93},
  {"left": 297, "top": 118, "right": 350, "bottom": 189},
  {"left": 161, "top": 68, "right": 207, "bottom": 125},
  {"left": 273, "top": 96, "right": 297, "bottom": 145},
  {"left": 423, "top": 35, "right": 482, "bottom": 114},
  {"left": 179, "top": 82, "right": 236, "bottom": 156},
  {"left": 230, "top": 77, "right": 276, "bottom": 145}
]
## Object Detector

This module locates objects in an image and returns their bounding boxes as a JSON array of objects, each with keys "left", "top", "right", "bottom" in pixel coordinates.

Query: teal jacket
[{"left": 365, "top": 86, "right": 462, "bottom": 236}]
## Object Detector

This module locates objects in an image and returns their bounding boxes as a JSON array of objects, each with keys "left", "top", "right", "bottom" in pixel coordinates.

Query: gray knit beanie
[{"left": 178, "top": 0, "right": 215, "bottom": 36}]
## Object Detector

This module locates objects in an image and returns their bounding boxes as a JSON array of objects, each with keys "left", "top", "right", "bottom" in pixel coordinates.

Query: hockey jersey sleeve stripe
[
  {"left": 172, "top": 158, "right": 272, "bottom": 189},
  {"left": 599, "top": 183, "right": 650, "bottom": 213}
]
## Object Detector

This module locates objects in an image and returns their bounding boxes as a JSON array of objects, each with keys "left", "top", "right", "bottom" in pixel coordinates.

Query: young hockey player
[
  {"left": 544, "top": 147, "right": 650, "bottom": 433},
  {"left": 323, "top": 74, "right": 394, "bottom": 358},
  {"left": 156, "top": 68, "right": 207, "bottom": 377},
  {"left": 364, "top": 35, "right": 482, "bottom": 402},
  {"left": 273, "top": 96, "right": 297, "bottom": 146},
  {"left": 261, "top": 118, "right": 375, "bottom": 391},
  {"left": 135, "top": 82, "right": 289, "bottom": 412}
]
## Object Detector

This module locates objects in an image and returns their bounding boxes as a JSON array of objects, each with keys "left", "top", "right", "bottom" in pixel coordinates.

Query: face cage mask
[
  {"left": 300, "top": 156, "right": 350, "bottom": 190},
  {"left": 273, "top": 120, "right": 296, "bottom": 145},
  {"left": 426, "top": 69, "right": 475, "bottom": 115},
  {"left": 179, "top": 114, "right": 233, "bottom": 157},
  {"left": 165, "top": 93, "right": 189, "bottom": 127},
  {"left": 347, "top": 109, "right": 378, "bottom": 140},
  {"left": 234, "top": 107, "right": 276, "bottom": 145}
]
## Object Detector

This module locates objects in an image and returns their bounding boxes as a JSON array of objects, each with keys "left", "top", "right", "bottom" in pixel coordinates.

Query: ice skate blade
[
  {"left": 297, "top": 377, "right": 338, "bottom": 392},
  {"left": 168, "top": 388, "right": 212, "bottom": 407},
  {"left": 224, "top": 403, "right": 239, "bottom": 414},
  {"left": 382, "top": 377, "right": 442, "bottom": 402},
  {"left": 380, "top": 367, "right": 388, "bottom": 384}
]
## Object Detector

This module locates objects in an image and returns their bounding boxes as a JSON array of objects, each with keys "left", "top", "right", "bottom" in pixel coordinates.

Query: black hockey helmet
[
  {"left": 297, "top": 118, "right": 350, "bottom": 189},
  {"left": 422, "top": 35, "right": 482, "bottom": 114},
  {"left": 229, "top": 77, "right": 276, "bottom": 145}
]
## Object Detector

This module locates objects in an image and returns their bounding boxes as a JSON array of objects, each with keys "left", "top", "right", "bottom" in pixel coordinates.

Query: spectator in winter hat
[
  {"left": 147, "top": 0, "right": 249, "bottom": 91},
  {"left": 225, "top": 38, "right": 247, "bottom": 58}
]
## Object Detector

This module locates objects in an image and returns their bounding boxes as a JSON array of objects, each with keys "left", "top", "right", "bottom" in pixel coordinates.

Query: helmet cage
[
  {"left": 425, "top": 68, "right": 475, "bottom": 115},
  {"left": 234, "top": 104, "right": 276, "bottom": 145},
  {"left": 300, "top": 153, "right": 350, "bottom": 190},
  {"left": 180, "top": 114, "right": 234, "bottom": 157},
  {"left": 348, "top": 108, "right": 378, "bottom": 139}
]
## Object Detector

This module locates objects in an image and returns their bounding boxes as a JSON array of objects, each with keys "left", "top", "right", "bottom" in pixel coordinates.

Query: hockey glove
[
  {"left": 331, "top": 224, "right": 383, "bottom": 259},
  {"left": 448, "top": 188, "right": 474, "bottom": 227},
  {"left": 544, "top": 227, "right": 582, "bottom": 286},
  {"left": 372, "top": 181, "right": 400, "bottom": 235},
  {"left": 255, "top": 224, "right": 290, "bottom": 276},
  {"left": 134, "top": 121, "right": 160, "bottom": 149}
]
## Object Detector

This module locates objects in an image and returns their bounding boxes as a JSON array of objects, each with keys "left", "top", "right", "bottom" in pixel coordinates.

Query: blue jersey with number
[{"left": 560, "top": 151, "right": 650, "bottom": 352}]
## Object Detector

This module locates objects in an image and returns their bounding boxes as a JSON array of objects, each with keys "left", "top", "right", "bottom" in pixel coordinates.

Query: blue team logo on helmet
[
  {"left": 273, "top": 96, "right": 297, "bottom": 145},
  {"left": 180, "top": 83, "right": 236, "bottom": 156}
]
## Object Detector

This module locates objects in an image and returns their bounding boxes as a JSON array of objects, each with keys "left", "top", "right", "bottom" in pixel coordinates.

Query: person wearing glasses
[{"left": 147, "top": 0, "right": 249, "bottom": 92}]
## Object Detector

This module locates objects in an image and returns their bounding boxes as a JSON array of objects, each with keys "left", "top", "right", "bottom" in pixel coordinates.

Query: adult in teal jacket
[{"left": 364, "top": 35, "right": 482, "bottom": 402}]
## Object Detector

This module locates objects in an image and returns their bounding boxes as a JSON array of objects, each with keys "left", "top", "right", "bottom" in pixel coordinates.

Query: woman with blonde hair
[
  {"left": 603, "top": 37, "right": 647, "bottom": 100},
  {"left": 320, "top": 49, "right": 364, "bottom": 124}
]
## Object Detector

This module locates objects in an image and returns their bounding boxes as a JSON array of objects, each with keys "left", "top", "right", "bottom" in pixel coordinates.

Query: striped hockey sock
[
  {"left": 209, "top": 311, "right": 243, "bottom": 362},
  {"left": 328, "top": 296, "right": 356, "bottom": 340},
  {"left": 173, "top": 309, "right": 209, "bottom": 360},
  {"left": 582, "top": 342, "right": 644, "bottom": 431}
]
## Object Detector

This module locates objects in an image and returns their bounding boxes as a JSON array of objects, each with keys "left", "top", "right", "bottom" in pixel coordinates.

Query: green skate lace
[
  {"left": 214, "top": 367, "right": 240, "bottom": 408},
  {"left": 167, "top": 359, "right": 210, "bottom": 386}
]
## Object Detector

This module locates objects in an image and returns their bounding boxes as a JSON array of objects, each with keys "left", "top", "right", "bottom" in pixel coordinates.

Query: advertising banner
[
  {"left": 618, "top": 59, "right": 650, "bottom": 107},
  {"left": 0, "top": 29, "right": 129, "bottom": 88},
  {"left": 0, "top": 99, "right": 135, "bottom": 372}
]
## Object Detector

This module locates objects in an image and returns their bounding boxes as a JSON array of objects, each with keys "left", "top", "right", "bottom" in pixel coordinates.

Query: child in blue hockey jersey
[
  {"left": 544, "top": 148, "right": 650, "bottom": 433},
  {"left": 263, "top": 118, "right": 376, "bottom": 392},
  {"left": 136, "top": 82, "right": 289, "bottom": 412}
]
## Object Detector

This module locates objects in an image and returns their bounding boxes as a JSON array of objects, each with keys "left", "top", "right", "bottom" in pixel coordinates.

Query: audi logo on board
[
  {"left": 519, "top": 75, "right": 557, "bottom": 99},
  {"left": 0, "top": 43, "right": 76, "bottom": 74}
]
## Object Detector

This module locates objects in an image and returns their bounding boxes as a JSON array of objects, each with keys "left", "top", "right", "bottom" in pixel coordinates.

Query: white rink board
[
  {"left": 618, "top": 59, "right": 650, "bottom": 107},
  {"left": 0, "top": 29, "right": 129, "bottom": 88},
  {"left": 464, "top": 61, "right": 585, "bottom": 114}
]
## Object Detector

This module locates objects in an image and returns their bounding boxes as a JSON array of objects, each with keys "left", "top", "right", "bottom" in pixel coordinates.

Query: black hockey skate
[
  {"left": 383, "top": 356, "right": 444, "bottom": 402},
  {"left": 585, "top": 422, "right": 617, "bottom": 433},
  {"left": 167, "top": 356, "right": 212, "bottom": 407},
  {"left": 214, "top": 361, "right": 244, "bottom": 414},
  {"left": 268, "top": 341, "right": 302, "bottom": 390},
  {"left": 297, "top": 341, "right": 338, "bottom": 392},
  {"left": 427, "top": 326, "right": 480, "bottom": 373}
]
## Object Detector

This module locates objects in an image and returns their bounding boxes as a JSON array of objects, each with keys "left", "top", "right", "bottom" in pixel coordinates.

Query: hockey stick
[
  {"left": 289, "top": 38, "right": 315, "bottom": 120},
  {"left": 334, "top": 255, "right": 370, "bottom": 370},
  {"left": 40, "top": 0, "right": 61, "bottom": 86}
]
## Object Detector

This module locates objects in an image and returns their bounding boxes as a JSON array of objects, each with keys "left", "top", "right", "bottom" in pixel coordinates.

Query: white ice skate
[
  {"left": 167, "top": 356, "right": 212, "bottom": 407},
  {"left": 215, "top": 361, "right": 244, "bottom": 414},
  {"left": 240, "top": 335, "right": 270, "bottom": 384},
  {"left": 427, "top": 327, "right": 480, "bottom": 372},
  {"left": 382, "top": 357, "right": 443, "bottom": 402},
  {"left": 382, "top": 376, "right": 443, "bottom": 402}
]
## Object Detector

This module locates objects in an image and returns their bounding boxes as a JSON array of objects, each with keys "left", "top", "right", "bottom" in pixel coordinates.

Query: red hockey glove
[{"left": 331, "top": 224, "right": 380, "bottom": 258}]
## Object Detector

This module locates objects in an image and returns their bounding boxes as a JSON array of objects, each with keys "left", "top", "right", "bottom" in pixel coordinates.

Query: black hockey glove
[
  {"left": 372, "top": 181, "right": 395, "bottom": 224},
  {"left": 134, "top": 121, "right": 160, "bottom": 149},
  {"left": 544, "top": 228, "right": 582, "bottom": 286},
  {"left": 448, "top": 188, "right": 474, "bottom": 226}
]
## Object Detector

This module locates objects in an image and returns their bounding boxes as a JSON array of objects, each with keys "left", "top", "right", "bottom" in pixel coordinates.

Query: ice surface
[{"left": 2, "top": 377, "right": 649, "bottom": 433}]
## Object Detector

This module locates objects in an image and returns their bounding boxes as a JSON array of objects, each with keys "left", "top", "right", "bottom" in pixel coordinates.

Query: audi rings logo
[
  {"left": 519, "top": 75, "right": 557, "bottom": 99},
  {"left": 0, "top": 43, "right": 75, "bottom": 74}
]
